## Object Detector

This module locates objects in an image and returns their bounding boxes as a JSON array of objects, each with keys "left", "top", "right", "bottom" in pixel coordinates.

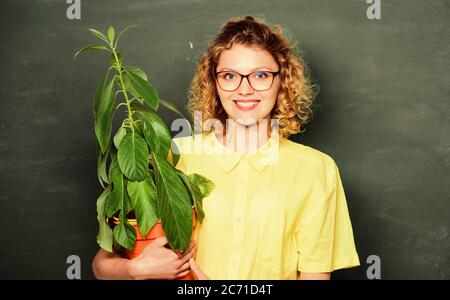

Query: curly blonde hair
[{"left": 187, "top": 16, "right": 318, "bottom": 139}]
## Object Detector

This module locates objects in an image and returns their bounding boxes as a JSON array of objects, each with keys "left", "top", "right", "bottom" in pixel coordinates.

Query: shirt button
[{"left": 236, "top": 218, "right": 242, "bottom": 224}]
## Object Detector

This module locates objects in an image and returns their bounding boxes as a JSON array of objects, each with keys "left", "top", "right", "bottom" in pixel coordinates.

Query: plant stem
[{"left": 112, "top": 48, "right": 135, "bottom": 131}]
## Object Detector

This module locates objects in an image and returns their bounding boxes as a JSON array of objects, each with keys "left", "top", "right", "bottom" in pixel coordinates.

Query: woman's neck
[{"left": 214, "top": 118, "right": 272, "bottom": 153}]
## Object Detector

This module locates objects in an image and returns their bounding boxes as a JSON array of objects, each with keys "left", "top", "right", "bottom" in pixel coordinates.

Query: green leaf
[
  {"left": 93, "top": 68, "right": 114, "bottom": 122},
  {"left": 188, "top": 173, "right": 215, "bottom": 199},
  {"left": 110, "top": 147, "right": 117, "bottom": 165},
  {"left": 117, "top": 131, "right": 149, "bottom": 182},
  {"left": 132, "top": 99, "right": 189, "bottom": 137},
  {"left": 115, "top": 25, "right": 139, "bottom": 48},
  {"left": 113, "top": 127, "right": 127, "bottom": 149},
  {"left": 95, "top": 78, "right": 115, "bottom": 154},
  {"left": 136, "top": 111, "right": 172, "bottom": 159},
  {"left": 106, "top": 156, "right": 132, "bottom": 217},
  {"left": 88, "top": 28, "right": 110, "bottom": 46},
  {"left": 113, "top": 213, "right": 136, "bottom": 250},
  {"left": 123, "top": 184, "right": 133, "bottom": 215},
  {"left": 153, "top": 153, "right": 192, "bottom": 252},
  {"left": 159, "top": 99, "right": 186, "bottom": 119},
  {"left": 105, "top": 157, "right": 121, "bottom": 217},
  {"left": 178, "top": 172, "right": 213, "bottom": 223},
  {"left": 74, "top": 44, "right": 109, "bottom": 60},
  {"left": 125, "top": 69, "right": 159, "bottom": 110},
  {"left": 124, "top": 66, "right": 148, "bottom": 81},
  {"left": 127, "top": 176, "right": 158, "bottom": 237},
  {"left": 96, "top": 139, "right": 110, "bottom": 188},
  {"left": 122, "top": 73, "right": 143, "bottom": 104},
  {"left": 93, "top": 72, "right": 106, "bottom": 122},
  {"left": 107, "top": 26, "right": 115, "bottom": 45},
  {"left": 170, "top": 141, "right": 180, "bottom": 167},
  {"left": 96, "top": 185, "right": 114, "bottom": 252},
  {"left": 130, "top": 100, "right": 152, "bottom": 113},
  {"left": 122, "top": 66, "right": 148, "bottom": 102}
]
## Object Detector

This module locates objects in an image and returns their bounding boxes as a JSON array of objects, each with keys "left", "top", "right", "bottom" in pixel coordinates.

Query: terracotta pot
[{"left": 113, "top": 213, "right": 196, "bottom": 280}]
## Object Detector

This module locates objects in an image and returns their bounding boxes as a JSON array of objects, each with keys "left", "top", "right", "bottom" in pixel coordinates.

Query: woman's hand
[
  {"left": 127, "top": 236, "right": 196, "bottom": 280},
  {"left": 189, "top": 258, "right": 209, "bottom": 280}
]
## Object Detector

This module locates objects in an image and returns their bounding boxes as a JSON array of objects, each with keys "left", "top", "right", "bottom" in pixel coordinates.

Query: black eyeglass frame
[{"left": 214, "top": 70, "right": 280, "bottom": 92}]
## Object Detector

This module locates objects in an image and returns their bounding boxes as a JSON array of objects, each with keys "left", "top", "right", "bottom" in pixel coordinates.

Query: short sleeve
[{"left": 295, "top": 159, "right": 360, "bottom": 273}]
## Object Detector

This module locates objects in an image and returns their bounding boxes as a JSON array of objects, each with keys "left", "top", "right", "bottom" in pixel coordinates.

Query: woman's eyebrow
[{"left": 217, "top": 66, "right": 274, "bottom": 72}]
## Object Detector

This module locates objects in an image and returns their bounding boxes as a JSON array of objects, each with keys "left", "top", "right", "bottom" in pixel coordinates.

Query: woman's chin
[{"left": 234, "top": 117, "right": 258, "bottom": 127}]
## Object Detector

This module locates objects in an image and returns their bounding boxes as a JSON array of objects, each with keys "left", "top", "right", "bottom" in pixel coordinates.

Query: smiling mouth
[{"left": 233, "top": 100, "right": 260, "bottom": 111}]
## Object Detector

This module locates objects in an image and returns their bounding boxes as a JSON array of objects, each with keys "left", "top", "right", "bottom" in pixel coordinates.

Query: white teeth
[{"left": 234, "top": 101, "right": 258, "bottom": 107}]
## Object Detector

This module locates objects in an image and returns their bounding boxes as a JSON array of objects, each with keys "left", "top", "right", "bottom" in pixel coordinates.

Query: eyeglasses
[{"left": 215, "top": 70, "right": 280, "bottom": 92}]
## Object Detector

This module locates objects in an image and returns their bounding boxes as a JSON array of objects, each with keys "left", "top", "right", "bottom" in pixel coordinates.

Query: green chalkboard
[{"left": 0, "top": 0, "right": 448, "bottom": 279}]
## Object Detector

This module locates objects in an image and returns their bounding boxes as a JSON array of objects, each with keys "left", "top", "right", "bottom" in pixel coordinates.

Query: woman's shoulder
[{"left": 280, "top": 138, "right": 338, "bottom": 172}]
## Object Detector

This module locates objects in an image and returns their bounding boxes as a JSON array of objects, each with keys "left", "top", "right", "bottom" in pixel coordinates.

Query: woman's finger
[
  {"left": 175, "top": 269, "right": 190, "bottom": 279},
  {"left": 177, "top": 261, "right": 190, "bottom": 272},
  {"left": 178, "top": 244, "right": 197, "bottom": 266}
]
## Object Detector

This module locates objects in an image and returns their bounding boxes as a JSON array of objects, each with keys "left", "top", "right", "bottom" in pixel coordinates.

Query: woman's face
[{"left": 215, "top": 43, "right": 281, "bottom": 127}]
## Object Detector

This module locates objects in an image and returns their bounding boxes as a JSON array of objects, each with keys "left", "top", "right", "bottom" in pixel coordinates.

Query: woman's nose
[{"left": 238, "top": 77, "right": 254, "bottom": 94}]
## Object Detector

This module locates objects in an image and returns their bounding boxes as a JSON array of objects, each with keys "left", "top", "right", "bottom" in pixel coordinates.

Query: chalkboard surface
[{"left": 0, "top": 0, "right": 448, "bottom": 279}]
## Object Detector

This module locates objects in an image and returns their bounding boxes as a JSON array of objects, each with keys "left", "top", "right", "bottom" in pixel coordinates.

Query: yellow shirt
[{"left": 173, "top": 131, "right": 360, "bottom": 279}]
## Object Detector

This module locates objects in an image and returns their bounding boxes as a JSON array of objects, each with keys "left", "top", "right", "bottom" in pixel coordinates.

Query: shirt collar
[{"left": 204, "top": 130, "right": 281, "bottom": 173}]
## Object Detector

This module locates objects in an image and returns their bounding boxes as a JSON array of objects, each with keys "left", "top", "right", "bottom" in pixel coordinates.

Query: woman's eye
[
  {"left": 224, "top": 72, "right": 236, "bottom": 80},
  {"left": 254, "top": 71, "right": 268, "bottom": 79}
]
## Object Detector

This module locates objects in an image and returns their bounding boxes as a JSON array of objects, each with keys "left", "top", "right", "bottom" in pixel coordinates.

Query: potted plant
[{"left": 75, "top": 26, "right": 214, "bottom": 279}]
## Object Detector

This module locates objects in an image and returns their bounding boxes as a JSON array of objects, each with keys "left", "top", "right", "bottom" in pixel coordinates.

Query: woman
[{"left": 92, "top": 16, "right": 360, "bottom": 280}]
